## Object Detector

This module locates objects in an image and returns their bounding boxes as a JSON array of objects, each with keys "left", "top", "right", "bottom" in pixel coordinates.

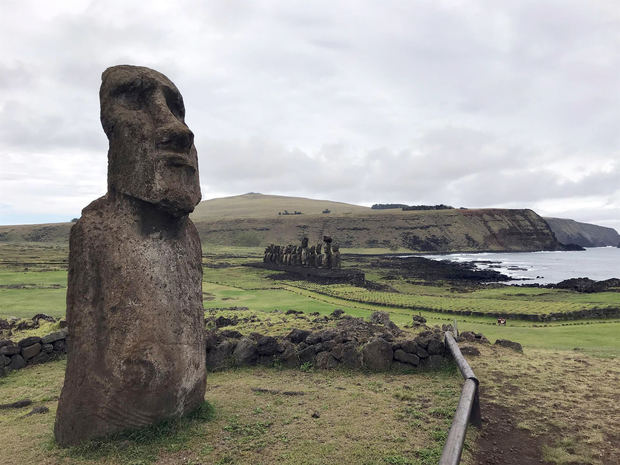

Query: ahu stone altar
[{"left": 55, "top": 65, "right": 206, "bottom": 446}]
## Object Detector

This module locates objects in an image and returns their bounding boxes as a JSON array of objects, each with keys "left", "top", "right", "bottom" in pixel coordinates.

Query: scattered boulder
[
  {"left": 330, "top": 309, "right": 345, "bottom": 318},
  {"left": 215, "top": 316, "right": 237, "bottom": 328},
  {"left": 0, "top": 399, "right": 32, "bottom": 410},
  {"left": 412, "top": 315, "right": 427, "bottom": 325},
  {"left": 370, "top": 311, "right": 390, "bottom": 325},
  {"left": 25, "top": 406, "right": 50, "bottom": 416},
  {"left": 494, "top": 339, "right": 523, "bottom": 353},
  {"left": 460, "top": 346, "right": 481, "bottom": 356}
]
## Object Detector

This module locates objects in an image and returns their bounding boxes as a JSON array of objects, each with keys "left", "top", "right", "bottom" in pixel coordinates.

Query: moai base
[{"left": 54, "top": 65, "right": 206, "bottom": 446}]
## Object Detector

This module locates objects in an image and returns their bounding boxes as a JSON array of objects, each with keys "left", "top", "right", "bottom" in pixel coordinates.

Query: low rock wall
[
  {"left": 1, "top": 315, "right": 455, "bottom": 376},
  {"left": 205, "top": 318, "right": 451, "bottom": 372},
  {"left": 0, "top": 329, "right": 68, "bottom": 376}
]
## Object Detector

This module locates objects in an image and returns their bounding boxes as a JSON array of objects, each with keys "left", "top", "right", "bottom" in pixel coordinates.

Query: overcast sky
[{"left": 1, "top": 0, "right": 619, "bottom": 231}]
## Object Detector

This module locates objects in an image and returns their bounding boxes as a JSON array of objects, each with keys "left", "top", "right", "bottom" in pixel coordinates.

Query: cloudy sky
[{"left": 1, "top": 0, "right": 619, "bottom": 231}]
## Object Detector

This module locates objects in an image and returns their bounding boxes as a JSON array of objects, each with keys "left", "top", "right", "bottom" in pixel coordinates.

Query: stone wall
[
  {"left": 1, "top": 314, "right": 454, "bottom": 376},
  {"left": 205, "top": 316, "right": 452, "bottom": 372},
  {"left": 0, "top": 329, "right": 67, "bottom": 376}
]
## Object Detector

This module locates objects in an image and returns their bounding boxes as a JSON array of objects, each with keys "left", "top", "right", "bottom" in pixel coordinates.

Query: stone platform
[{"left": 247, "top": 262, "right": 365, "bottom": 286}]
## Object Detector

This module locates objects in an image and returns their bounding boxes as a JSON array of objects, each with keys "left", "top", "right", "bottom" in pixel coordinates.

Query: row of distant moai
[{"left": 264, "top": 236, "right": 341, "bottom": 269}]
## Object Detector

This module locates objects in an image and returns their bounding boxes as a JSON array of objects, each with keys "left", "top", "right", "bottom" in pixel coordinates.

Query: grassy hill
[
  {"left": 0, "top": 194, "right": 563, "bottom": 252},
  {"left": 191, "top": 193, "right": 370, "bottom": 220}
]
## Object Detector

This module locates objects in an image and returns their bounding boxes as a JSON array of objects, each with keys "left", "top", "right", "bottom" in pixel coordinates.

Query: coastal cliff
[
  {"left": 544, "top": 217, "right": 620, "bottom": 248},
  {"left": 195, "top": 207, "right": 563, "bottom": 252},
  {"left": 0, "top": 194, "right": 568, "bottom": 253}
]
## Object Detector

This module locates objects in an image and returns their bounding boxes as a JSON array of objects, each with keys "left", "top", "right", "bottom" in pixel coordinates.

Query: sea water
[{"left": 421, "top": 247, "right": 620, "bottom": 284}]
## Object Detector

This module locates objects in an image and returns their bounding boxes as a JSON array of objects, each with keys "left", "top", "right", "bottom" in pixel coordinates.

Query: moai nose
[{"left": 156, "top": 123, "right": 194, "bottom": 153}]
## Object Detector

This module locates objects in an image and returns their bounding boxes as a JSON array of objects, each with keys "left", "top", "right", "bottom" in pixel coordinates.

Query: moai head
[
  {"left": 323, "top": 236, "right": 332, "bottom": 244},
  {"left": 301, "top": 237, "right": 309, "bottom": 248},
  {"left": 100, "top": 65, "right": 201, "bottom": 216}
]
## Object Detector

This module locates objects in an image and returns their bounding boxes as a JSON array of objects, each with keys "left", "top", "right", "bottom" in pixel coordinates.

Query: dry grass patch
[
  {"left": 0, "top": 359, "right": 467, "bottom": 465},
  {"left": 469, "top": 345, "right": 620, "bottom": 464}
]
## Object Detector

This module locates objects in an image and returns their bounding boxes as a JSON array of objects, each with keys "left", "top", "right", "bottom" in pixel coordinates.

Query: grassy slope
[
  {"left": 1, "top": 194, "right": 562, "bottom": 252},
  {"left": 191, "top": 193, "right": 371, "bottom": 220},
  {"left": 1, "top": 244, "right": 619, "bottom": 464}
]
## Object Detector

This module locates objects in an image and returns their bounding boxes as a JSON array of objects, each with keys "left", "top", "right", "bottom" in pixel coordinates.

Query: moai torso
[{"left": 55, "top": 65, "right": 205, "bottom": 446}]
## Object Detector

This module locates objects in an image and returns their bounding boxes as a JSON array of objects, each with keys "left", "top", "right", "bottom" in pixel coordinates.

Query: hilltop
[
  {"left": 2, "top": 193, "right": 617, "bottom": 253},
  {"left": 191, "top": 193, "right": 370, "bottom": 220}
]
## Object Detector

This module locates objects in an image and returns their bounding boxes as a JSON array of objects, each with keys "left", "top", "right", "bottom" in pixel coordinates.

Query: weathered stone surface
[
  {"left": 9, "top": 354, "right": 25, "bottom": 370},
  {"left": 277, "top": 341, "right": 298, "bottom": 368},
  {"left": 256, "top": 336, "right": 279, "bottom": 356},
  {"left": 0, "top": 342, "right": 19, "bottom": 356},
  {"left": 42, "top": 344, "right": 54, "bottom": 354},
  {"left": 232, "top": 338, "right": 257, "bottom": 366},
  {"left": 315, "top": 351, "right": 339, "bottom": 370},
  {"left": 0, "top": 354, "right": 10, "bottom": 366},
  {"left": 460, "top": 346, "right": 481, "bottom": 356},
  {"left": 399, "top": 340, "right": 418, "bottom": 354},
  {"left": 18, "top": 336, "right": 42, "bottom": 348},
  {"left": 52, "top": 340, "right": 66, "bottom": 353},
  {"left": 423, "top": 355, "right": 445, "bottom": 369},
  {"left": 21, "top": 343, "right": 41, "bottom": 360},
  {"left": 393, "top": 349, "right": 420, "bottom": 366},
  {"left": 42, "top": 330, "right": 68, "bottom": 344},
  {"left": 494, "top": 339, "right": 523, "bottom": 353},
  {"left": 55, "top": 65, "right": 205, "bottom": 447},
  {"left": 286, "top": 328, "right": 310, "bottom": 344},
  {"left": 362, "top": 337, "right": 392, "bottom": 371},
  {"left": 31, "top": 351, "right": 52, "bottom": 365},
  {"left": 369, "top": 311, "right": 390, "bottom": 325},
  {"left": 206, "top": 340, "right": 235, "bottom": 370},
  {"left": 427, "top": 339, "right": 445, "bottom": 356}
]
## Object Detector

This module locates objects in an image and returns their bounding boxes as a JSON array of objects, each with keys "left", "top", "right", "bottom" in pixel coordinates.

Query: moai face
[
  {"left": 100, "top": 65, "right": 201, "bottom": 216},
  {"left": 301, "top": 237, "right": 309, "bottom": 248}
]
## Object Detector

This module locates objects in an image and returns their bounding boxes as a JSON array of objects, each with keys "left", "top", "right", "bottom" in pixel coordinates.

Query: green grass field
[{"left": 2, "top": 244, "right": 619, "bottom": 356}]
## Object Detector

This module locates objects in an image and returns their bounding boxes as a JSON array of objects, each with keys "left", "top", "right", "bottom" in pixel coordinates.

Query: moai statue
[
  {"left": 332, "top": 244, "right": 341, "bottom": 269},
  {"left": 300, "top": 237, "right": 309, "bottom": 266},
  {"left": 323, "top": 236, "right": 333, "bottom": 269},
  {"left": 55, "top": 66, "right": 205, "bottom": 446},
  {"left": 308, "top": 245, "right": 316, "bottom": 267},
  {"left": 315, "top": 243, "right": 323, "bottom": 268},
  {"left": 264, "top": 245, "right": 271, "bottom": 263}
]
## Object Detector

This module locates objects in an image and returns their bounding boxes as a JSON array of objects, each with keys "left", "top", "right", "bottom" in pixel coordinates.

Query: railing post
[{"left": 439, "top": 331, "right": 482, "bottom": 465}]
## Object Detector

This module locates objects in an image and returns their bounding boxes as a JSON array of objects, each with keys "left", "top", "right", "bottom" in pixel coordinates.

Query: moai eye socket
[
  {"left": 163, "top": 87, "right": 185, "bottom": 121},
  {"left": 112, "top": 78, "right": 154, "bottom": 111}
]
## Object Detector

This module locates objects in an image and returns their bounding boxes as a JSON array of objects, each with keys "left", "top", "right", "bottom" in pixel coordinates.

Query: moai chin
[{"left": 54, "top": 65, "right": 206, "bottom": 446}]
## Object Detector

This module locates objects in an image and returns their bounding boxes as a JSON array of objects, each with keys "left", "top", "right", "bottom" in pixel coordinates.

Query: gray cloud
[{"left": 1, "top": 0, "right": 619, "bottom": 231}]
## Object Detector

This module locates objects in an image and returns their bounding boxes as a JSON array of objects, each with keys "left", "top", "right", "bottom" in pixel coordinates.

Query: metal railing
[{"left": 439, "top": 331, "right": 481, "bottom": 465}]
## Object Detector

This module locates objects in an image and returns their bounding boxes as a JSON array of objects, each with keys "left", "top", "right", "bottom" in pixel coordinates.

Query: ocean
[{"left": 421, "top": 247, "right": 620, "bottom": 284}]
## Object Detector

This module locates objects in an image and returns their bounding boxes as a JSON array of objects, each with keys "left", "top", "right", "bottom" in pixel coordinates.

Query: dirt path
[{"left": 473, "top": 401, "right": 553, "bottom": 465}]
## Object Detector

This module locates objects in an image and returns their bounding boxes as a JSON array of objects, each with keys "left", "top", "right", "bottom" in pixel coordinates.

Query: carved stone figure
[
  {"left": 55, "top": 65, "right": 206, "bottom": 446},
  {"left": 332, "top": 245, "right": 341, "bottom": 269},
  {"left": 323, "top": 236, "right": 333, "bottom": 269},
  {"left": 308, "top": 245, "right": 316, "bottom": 267},
  {"left": 315, "top": 243, "right": 323, "bottom": 268}
]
